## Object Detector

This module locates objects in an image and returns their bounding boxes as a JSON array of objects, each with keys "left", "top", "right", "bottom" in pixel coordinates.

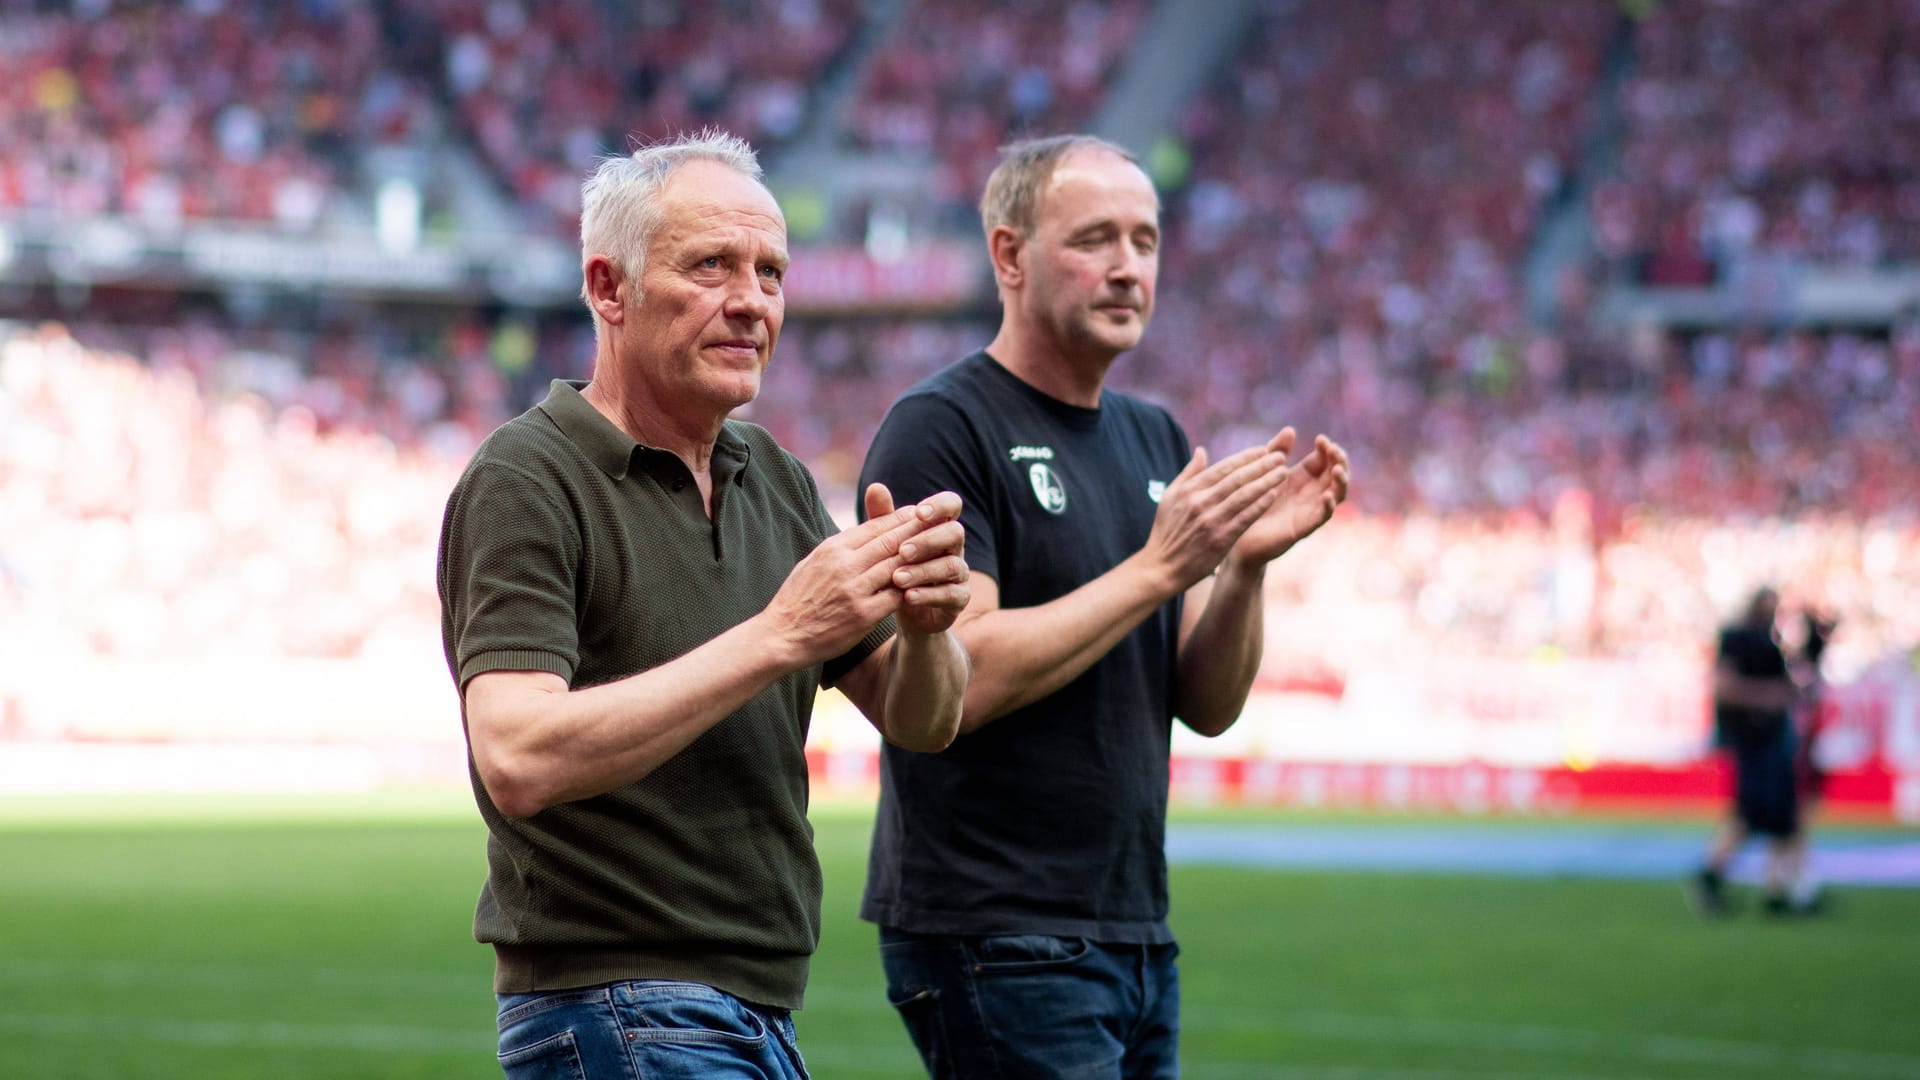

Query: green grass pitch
[{"left": 1, "top": 792, "right": 1917, "bottom": 1079}]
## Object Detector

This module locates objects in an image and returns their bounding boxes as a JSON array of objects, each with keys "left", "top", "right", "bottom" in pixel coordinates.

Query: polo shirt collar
[
  {"left": 538, "top": 379, "right": 753, "bottom": 484},
  {"left": 711, "top": 422, "right": 754, "bottom": 488}
]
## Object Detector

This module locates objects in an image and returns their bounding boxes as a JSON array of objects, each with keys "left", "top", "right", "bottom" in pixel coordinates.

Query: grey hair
[
  {"left": 578, "top": 128, "right": 764, "bottom": 307},
  {"left": 979, "top": 133, "right": 1145, "bottom": 238}
]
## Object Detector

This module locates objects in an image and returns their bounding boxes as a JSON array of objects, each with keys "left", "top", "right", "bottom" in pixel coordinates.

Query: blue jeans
[
  {"left": 879, "top": 928, "right": 1181, "bottom": 1079},
  {"left": 494, "top": 980, "right": 810, "bottom": 1080}
]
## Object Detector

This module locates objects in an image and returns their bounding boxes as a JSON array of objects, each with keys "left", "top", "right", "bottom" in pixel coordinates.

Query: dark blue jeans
[
  {"left": 494, "top": 980, "right": 810, "bottom": 1080},
  {"left": 879, "top": 928, "right": 1181, "bottom": 1079}
]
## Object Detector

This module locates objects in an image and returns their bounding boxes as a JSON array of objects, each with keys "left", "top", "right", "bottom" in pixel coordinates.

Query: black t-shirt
[
  {"left": 857, "top": 351, "right": 1190, "bottom": 943},
  {"left": 1715, "top": 625, "right": 1790, "bottom": 748}
]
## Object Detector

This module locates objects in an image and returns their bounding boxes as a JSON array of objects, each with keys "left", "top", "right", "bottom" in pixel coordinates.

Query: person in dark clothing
[
  {"left": 1692, "top": 586, "right": 1822, "bottom": 917},
  {"left": 858, "top": 134, "right": 1350, "bottom": 1078},
  {"left": 1793, "top": 609, "right": 1838, "bottom": 806}
]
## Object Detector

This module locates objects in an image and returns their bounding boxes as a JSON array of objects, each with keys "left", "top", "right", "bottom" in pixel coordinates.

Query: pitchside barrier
[
  {"left": 803, "top": 649, "right": 1920, "bottom": 821},
  {"left": 2, "top": 650, "right": 1916, "bottom": 821}
]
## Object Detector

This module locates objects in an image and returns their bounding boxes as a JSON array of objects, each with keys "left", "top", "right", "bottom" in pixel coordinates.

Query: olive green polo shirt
[{"left": 437, "top": 379, "right": 892, "bottom": 1010}]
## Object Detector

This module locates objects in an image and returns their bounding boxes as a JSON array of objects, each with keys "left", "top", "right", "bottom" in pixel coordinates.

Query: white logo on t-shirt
[
  {"left": 1029, "top": 463, "right": 1068, "bottom": 514},
  {"left": 1009, "top": 445, "right": 1055, "bottom": 462},
  {"left": 1147, "top": 480, "right": 1167, "bottom": 503}
]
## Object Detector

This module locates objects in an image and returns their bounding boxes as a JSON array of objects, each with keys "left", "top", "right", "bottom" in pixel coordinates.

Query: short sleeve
[
  {"left": 857, "top": 392, "right": 1002, "bottom": 583},
  {"left": 438, "top": 459, "right": 582, "bottom": 689}
]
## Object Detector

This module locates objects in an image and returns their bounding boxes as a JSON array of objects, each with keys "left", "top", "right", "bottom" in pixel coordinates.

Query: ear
[
  {"left": 987, "top": 225, "right": 1026, "bottom": 291},
  {"left": 583, "top": 254, "right": 627, "bottom": 326}
]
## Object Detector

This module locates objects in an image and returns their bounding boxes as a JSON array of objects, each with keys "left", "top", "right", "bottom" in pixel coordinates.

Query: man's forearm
[
  {"left": 466, "top": 612, "right": 813, "bottom": 817},
  {"left": 1174, "top": 556, "right": 1266, "bottom": 737},
  {"left": 879, "top": 629, "right": 971, "bottom": 751},
  {"left": 956, "top": 554, "right": 1180, "bottom": 732}
]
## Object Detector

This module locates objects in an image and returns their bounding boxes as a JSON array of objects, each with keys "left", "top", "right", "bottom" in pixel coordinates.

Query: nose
[
  {"left": 724, "top": 267, "right": 773, "bottom": 322},
  {"left": 1107, "top": 243, "right": 1142, "bottom": 287}
]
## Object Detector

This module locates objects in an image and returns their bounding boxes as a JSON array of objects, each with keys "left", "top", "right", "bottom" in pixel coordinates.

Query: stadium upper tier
[
  {"left": 0, "top": 2, "right": 423, "bottom": 226},
  {"left": 2, "top": 4, "right": 1919, "bottom": 674},
  {"left": 1595, "top": 0, "right": 1920, "bottom": 287},
  {"left": 5, "top": 0, "right": 1913, "bottom": 266}
]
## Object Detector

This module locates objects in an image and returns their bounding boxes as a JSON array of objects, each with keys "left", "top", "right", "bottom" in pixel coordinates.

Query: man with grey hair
[
  {"left": 438, "top": 129, "right": 974, "bottom": 1078},
  {"left": 857, "top": 133, "right": 1350, "bottom": 1077}
]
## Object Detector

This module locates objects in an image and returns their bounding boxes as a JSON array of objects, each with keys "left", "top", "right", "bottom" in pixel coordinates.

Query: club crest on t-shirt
[
  {"left": 1147, "top": 480, "right": 1167, "bottom": 503},
  {"left": 1028, "top": 463, "right": 1068, "bottom": 514}
]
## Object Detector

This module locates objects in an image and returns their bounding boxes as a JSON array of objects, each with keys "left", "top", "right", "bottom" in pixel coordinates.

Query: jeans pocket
[
  {"left": 498, "top": 1028, "right": 586, "bottom": 1080},
  {"left": 619, "top": 988, "right": 787, "bottom": 1080},
  {"left": 885, "top": 986, "right": 949, "bottom": 1074},
  {"left": 971, "top": 934, "right": 1092, "bottom": 973},
  {"left": 497, "top": 988, "right": 610, "bottom": 1079},
  {"left": 620, "top": 981, "right": 771, "bottom": 1047}
]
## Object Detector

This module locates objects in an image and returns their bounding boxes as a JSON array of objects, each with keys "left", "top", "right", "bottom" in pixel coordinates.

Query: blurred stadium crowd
[{"left": 2, "top": 0, "right": 1918, "bottom": 701}]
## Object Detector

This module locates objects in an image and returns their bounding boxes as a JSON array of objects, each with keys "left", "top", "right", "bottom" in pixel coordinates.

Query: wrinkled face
[
  {"left": 1021, "top": 149, "right": 1160, "bottom": 361},
  {"left": 626, "top": 160, "right": 788, "bottom": 414}
]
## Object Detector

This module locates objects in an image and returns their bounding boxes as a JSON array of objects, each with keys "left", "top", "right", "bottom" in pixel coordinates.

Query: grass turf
[{"left": 1, "top": 793, "right": 1916, "bottom": 1079}]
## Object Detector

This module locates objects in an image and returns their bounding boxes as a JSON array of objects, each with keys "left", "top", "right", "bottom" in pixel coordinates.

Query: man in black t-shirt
[
  {"left": 1691, "top": 586, "right": 1820, "bottom": 917},
  {"left": 858, "top": 134, "right": 1351, "bottom": 1078}
]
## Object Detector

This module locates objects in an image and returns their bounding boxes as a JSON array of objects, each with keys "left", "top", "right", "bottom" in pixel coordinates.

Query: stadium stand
[
  {"left": 407, "top": 0, "right": 868, "bottom": 238},
  {"left": 0, "top": 0, "right": 428, "bottom": 226},
  {"left": 2, "top": 0, "right": 1916, "bottom": 810},
  {"left": 1594, "top": 0, "right": 1920, "bottom": 286},
  {"left": 845, "top": 0, "right": 1149, "bottom": 221}
]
